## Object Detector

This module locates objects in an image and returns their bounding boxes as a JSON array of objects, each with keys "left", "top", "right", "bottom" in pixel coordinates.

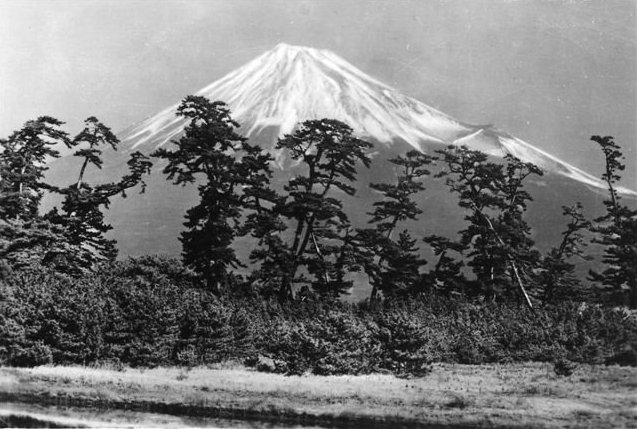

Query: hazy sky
[{"left": 1, "top": 0, "right": 635, "bottom": 185}]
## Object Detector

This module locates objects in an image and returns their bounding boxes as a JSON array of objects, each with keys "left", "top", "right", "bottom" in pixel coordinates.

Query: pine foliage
[
  {"left": 0, "top": 116, "right": 70, "bottom": 221},
  {"left": 274, "top": 119, "right": 372, "bottom": 299},
  {"left": 153, "top": 96, "right": 272, "bottom": 294},
  {"left": 437, "top": 146, "right": 542, "bottom": 307},
  {"left": 358, "top": 150, "right": 434, "bottom": 299},
  {"left": 588, "top": 136, "right": 637, "bottom": 306}
]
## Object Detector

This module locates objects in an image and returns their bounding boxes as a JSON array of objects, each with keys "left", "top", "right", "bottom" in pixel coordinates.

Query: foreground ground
[{"left": 0, "top": 363, "right": 636, "bottom": 428}]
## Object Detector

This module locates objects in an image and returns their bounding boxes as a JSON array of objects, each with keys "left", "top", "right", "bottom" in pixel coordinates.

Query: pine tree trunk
[
  {"left": 76, "top": 157, "right": 90, "bottom": 189},
  {"left": 473, "top": 204, "right": 534, "bottom": 310}
]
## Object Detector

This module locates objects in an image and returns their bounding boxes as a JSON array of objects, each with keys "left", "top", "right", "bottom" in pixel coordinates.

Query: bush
[
  {"left": 261, "top": 307, "right": 380, "bottom": 375},
  {"left": 103, "top": 271, "right": 181, "bottom": 367},
  {"left": 106, "top": 255, "right": 199, "bottom": 289},
  {"left": 375, "top": 308, "right": 437, "bottom": 375},
  {"left": 9, "top": 342, "right": 53, "bottom": 367},
  {"left": 605, "top": 342, "right": 637, "bottom": 366},
  {"left": 0, "top": 269, "right": 108, "bottom": 365},
  {"left": 1, "top": 264, "right": 635, "bottom": 376},
  {"left": 177, "top": 292, "right": 255, "bottom": 364},
  {"left": 553, "top": 357, "right": 577, "bottom": 377}
]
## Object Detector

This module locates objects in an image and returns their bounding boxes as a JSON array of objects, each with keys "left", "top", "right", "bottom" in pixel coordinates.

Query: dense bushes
[
  {"left": 0, "top": 257, "right": 255, "bottom": 368},
  {"left": 1, "top": 258, "right": 635, "bottom": 374},
  {"left": 258, "top": 297, "right": 637, "bottom": 375}
]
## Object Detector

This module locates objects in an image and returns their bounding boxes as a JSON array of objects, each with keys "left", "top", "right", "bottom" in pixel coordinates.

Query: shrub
[
  {"left": 374, "top": 307, "right": 437, "bottom": 375},
  {"left": 107, "top": 255, "right": 199, "bottom": 289},
  {"left": 1, "top": 265, "right": 635, "bottom": 376},
  {"left": 9, "top": 341, "right": 53, "bottom": 367},
  {"left": 177, "top": 292, "right": 255, "bottom": 364},
  {"left": 605, "top": 341, "right": 637, "bottom": 367},
  {"left": 553, "top": 357, "right": 577, "bottom": 377},
  {"left": 261, "top": 307, "right": 380, "bottom": 375}
]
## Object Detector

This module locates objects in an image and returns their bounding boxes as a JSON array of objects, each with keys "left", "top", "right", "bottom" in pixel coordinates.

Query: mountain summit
[
  {"left": 122, "top": 43, "right": 472, "bottom": 154},
  {"left": 120, "top": 43, "right": 634, "bottom": 195}
]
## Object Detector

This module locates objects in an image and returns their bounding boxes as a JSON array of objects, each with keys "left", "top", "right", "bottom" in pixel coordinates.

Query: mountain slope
[{"left": 119, "top": 43, "right": 635, "bottom": 196}]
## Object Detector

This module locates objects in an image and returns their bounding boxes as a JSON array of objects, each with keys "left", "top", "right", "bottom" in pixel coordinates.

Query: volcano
[
  {"left": 119, "top": 43, "right": 632, "bottom": 194},
  {"left": 46, "top": 43, "right": 635, "bottom": 259}
]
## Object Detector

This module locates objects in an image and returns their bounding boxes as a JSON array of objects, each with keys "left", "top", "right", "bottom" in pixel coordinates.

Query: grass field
[{"left": 1, "top": 363, "right": 636, "bottom": 428}]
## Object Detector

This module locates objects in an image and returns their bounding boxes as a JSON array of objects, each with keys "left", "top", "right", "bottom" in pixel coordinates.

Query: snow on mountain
[
  {"left": 120, "top": 43, "right": 636, "bottom": 196},
  {"left": 121, "top": 44, "right": 470, "bottom": 152}
]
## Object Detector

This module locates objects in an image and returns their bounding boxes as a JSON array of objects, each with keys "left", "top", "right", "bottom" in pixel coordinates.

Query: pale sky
[{"left": 1, "top": 0, "right": 635, "bottom": 185}]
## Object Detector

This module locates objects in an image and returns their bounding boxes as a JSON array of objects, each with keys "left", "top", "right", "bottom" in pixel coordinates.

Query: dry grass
[{"left": 2, "top": 362, "right": 636, "bottom": 428}]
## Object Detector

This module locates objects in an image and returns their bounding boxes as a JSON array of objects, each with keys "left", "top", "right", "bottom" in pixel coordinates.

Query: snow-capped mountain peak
[
  {"left": 121, "top": 43, "right": 470, "bottom": 152},
  {"left": 120, "top": 43, "right": 636, "bottom": 196}
]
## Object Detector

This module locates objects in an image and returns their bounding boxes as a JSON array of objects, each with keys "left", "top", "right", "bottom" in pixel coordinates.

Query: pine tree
[
  {"left": 238, "top": 141, "right": 290, "bottom": 297},
  {"left": 358, "top": 150, "right": 433, "bottom": 299},
  {"left": 153, "top": 96, "right": 271, "bottom": 294},
  {"left": 540, "top": 203, "right": 590, "bottom": 302},
  {"left": 422, "top": 234, "right": 465, "bottom": 293},
  {"left": 1, "top": 116, "right": 151, "bottom": 276},
  {"left": 0, "top": 216, "right": 72, "bottom": 274},
  {"left": 275, "top": 119, "right": 372, "bottom": 300},
  {"left": 380, "top": 230, "right": 426, "bottom": 297},
  {"left": 587, "top": 136, "right": 637, "bottom": 307},
  {"left": 0, "top": 117, "right": 71, "bottom": 274},
  {"left": 70, "top": 117, "right": 119, "bottom": 189},
  {"left": 495, "top": 155, "right": 543, "bottom": 299},
  {"left": 153, "top": 96, "right": 245, "bottom": 293},
  {"left": 437, "top": 146, "right": 542, "bottom": 307},
  {"left": 47, "top": 117, "right": 152, "bottom": 273},
  {"left": 0, "top": 117, "right": 70, "bottom": 221}
]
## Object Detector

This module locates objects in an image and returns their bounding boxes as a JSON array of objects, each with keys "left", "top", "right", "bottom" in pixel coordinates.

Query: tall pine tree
[
  {"left": 154, "top": 96, "right": 272, "bottom": 294},
  {"left": 238, "top": 141, "right": 289, "bottom": 298},
  {"left": 0, "top": 117, "right": 71, "bottom": 274},
  {"left": 358, "top": 150, "right": 433, "bottom": 299},
  {"left": 275, "top": 119, "right": 372, "bottom": 300},
  {"left": 587, "top": 136, "right": 637, "bottom": 307},
  {"left": 437, "top": 146, "right": 542, "bottom": 307},
  {"left": 540, "top": 203, "right": 590, "bottom": 302},
  {"left": 0, "top": 117, "right": 71, "bottom": 221},
  {"left": 45, "top": 116, "right": 152, "bottom": 274}
]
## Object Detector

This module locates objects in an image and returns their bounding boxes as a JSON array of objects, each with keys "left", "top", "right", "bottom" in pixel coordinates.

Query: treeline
[
  {"left": 1, "top": 95, "right": 636, "bottom": 372},
  {"left": 1, "top": 95, "right": 635, "bottom": 307},
  {"left": 1, "top": 257, "right": 635, "bottom": 371}
]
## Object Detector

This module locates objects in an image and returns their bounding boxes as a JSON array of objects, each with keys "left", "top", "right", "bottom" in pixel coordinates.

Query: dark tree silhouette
[
  {"left": 358, "top": 150, "right": 433, "bottom": 299},
  {"left": 437, "top": 146, "right": 542, "bottom": 308},
  {"left": 45, "top": 117, "right": 152, "bottom": 274},
  {"left": 238, "top": 141, "right": 289, "bottom": 298},
  {"left": 275, "top": 119, "right": 372, "bottom": 300},
  {"left": 379, "top": 229, "right": 426, "bottom": 297},
  {"left": 422, "top": 234, "right": 465, "bottom": 294},
  {"left": 0, "top": 117, "right": 71, "bottom": 221},
  {"left": 154, "top": 96, "right": 271, "bottom": 294},
  {"left": 540, "top": 203, "right": 591, "bottom": 302},
  {"left": 153, "top": 96, "right": 246, "bottom": 293},
  {"left": 0, "top": 116, "right": 152, "bottom": 275},
  {"left": 587, "top": 136, "right": 637, "bottom": 307},
  {"left": 0, "top": 117, "right": 71, "bottom": 274}
]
